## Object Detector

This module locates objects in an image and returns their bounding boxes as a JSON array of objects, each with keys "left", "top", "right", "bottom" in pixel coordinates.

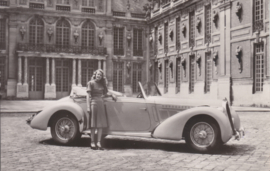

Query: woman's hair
[{"left": 91, "top": 69, "right": 108, "bottom": 93}]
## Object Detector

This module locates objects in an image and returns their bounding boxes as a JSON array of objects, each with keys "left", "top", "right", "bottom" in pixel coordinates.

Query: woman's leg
[
  {"left": 97, "top": 128, "right": 104, "bottom": 150},
  {"left": 90, "top": 128, "right": 97, "bottom": 149}
]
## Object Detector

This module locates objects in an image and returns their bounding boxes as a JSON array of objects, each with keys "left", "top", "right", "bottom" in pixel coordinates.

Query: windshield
[{"left": 140, "top": 82, "right": 161, "bottom": 97}]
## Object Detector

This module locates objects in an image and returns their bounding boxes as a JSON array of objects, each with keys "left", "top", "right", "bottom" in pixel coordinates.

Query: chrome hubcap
[
  {"left": 55, "top": 117, "right": 75, "bottom": 141},
  {"left": 190, "top": 122, "right": 215, "bottom": 148}
]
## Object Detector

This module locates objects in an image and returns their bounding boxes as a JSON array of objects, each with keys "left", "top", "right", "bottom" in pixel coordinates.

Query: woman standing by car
[{"left": 87, "top": 69, "right": 113, "bottom": 150}]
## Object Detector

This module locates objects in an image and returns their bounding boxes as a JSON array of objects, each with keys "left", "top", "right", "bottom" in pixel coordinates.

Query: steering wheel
[{"left": 137, "top": 92, "right": 143, "bottom": 98}]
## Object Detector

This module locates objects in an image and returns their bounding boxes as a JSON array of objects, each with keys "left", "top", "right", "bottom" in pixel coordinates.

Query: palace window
[
  {"left": 133, "top": 29, "right": 143, "bottom": 56},
  {"left": 132, "top": 63, "right": 142, "bottom": 93},
  {"left": 164, "top": 60, "right": 169, "bottom": 93},
  {"left": 189, "top": 55, "right": 195, "bottom": 93},
  {"left": 29, "top": 17, "right": 44, "bottom": 45},
  {"left": 113, "top": 61, "right": 123, "bottom": 92},
  {"left": 205, "top": 5, "right": 211, "bottom": 44},
  {"left": 205, "top": 52, "right": 212, "bottom": 93},
  {"left": 176, "top": 17, "right": 181, "bottom": 50},
  {"left": 189, "top": 11, "right": 195, "bottom": 47},
  {"left": 254, "top": 43, "right": 264, "bottom": 92},
  {"left": 81, "top": 59, "right": 98, "bottom": 87},
  {"left": 154, "top": 61, "right": 159, "bottom": 84},
  {"left": 82, "top": 0, "right": 94, "bottom": 6},
  {"left": 176, "top": 57, "right": 181, "bottom": 93},
  {"left": 254, "top": 0, "right": 264, "bottom": 32},
  {"left": 56, "top": 19, "right": 70, "bottom": 48},
  {"left": 0, "top": 19, "right": 5, "bottom": 49},
  {"left": 113, "top": 27, "right": 124, "bottom": 55},
  {"left": 164, "top": 22, "right": 168, "bottom": 53},
  {"left": 81, "top": 21, "right": 95, "bottom": 50},
  {"left": 19, "top": 0, "right": 27, "bottom": 5}
]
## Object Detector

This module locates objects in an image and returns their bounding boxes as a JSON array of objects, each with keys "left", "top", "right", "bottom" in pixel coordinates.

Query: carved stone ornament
[
  {"left": 149, "top": 62, "right": 153, "bottom": 71},
  {"left": 70, "top": 18, "right": 84, "bottom": 26},
  {"left": 196, "top": 17, "right": 201, "bottom": 32},
  {"left": 73, "top": 30, "right": 79, "bottom": 44},
  {"left": 126, "top": 61, "right": 131, "bottom": 77},
  {"left": 181, "top": 57, "right": 186, "bottom": 77},
  {"left": 196, "top": 53, "right": 201, "bottom": 76},
  {"left": 158, "top": 32, "right": 162, "bottom": 45},
  {"left": 98, "top": 32, "right": 104, "bottom": 46},
  {"left": 19, "top": 26, "right": 26, "bottom": 41},
  {"left": 158, "top": 60, "right": 162, "bottom": 79},
  {"left": 213, "top": 10, "right": 219, "bottom": 27},
  {"left": 235, "top": 46, "right": 243, "bottom": 73},
  {"left": 43, "top": 16, "right": 59, "bottom": 24},
  {"left": 235, "top": 1, "right": 242, "bottom": 20},
  {"left": 149, "top": 34, "right": 153, "bottom": 44},
  {"left": 213, "top": 50, "right": 218, "bottom": 74},
  {"left": 169, "top": 29, "right": 174, "bottom": 41},
  {"left": 47, "top": 27, "right": 54, "bottom": 42},
  {"left": 127, "top": 33, "right": 132, "bottom": 47},
  {"left": 181, "top": 23, "right": 186, "bottom": 37}
]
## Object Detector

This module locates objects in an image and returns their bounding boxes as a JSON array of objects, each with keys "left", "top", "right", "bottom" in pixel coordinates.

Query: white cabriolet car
[{"left": 27, "top": 82, "right": 244, "bottom": 153}]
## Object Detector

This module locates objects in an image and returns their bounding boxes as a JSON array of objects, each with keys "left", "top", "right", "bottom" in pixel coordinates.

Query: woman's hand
[{"left": 112, "top": 94, "right": 117, "bottom": 101}]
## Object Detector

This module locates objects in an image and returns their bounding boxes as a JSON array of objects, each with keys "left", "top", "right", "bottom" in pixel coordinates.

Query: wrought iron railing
[
  {"left": 0, "top": 1, "right": 8, "bottom": 6},
  {"left": 17, "top": 43, "right": 107, "bottom": 55},
  {"left": 114, "top": 48, "right": 124, "bottom": 55},
  {"left": 133, "top": 49, "right": 143, "bottom": 56}
]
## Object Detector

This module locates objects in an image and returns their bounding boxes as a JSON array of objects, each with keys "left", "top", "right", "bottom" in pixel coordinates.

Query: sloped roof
[{"left": 112, "top": 0, "right": 148, "bottom": 13}]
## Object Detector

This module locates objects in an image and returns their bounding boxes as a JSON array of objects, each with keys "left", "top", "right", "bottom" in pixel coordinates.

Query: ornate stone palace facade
[{"left": 0, "top": 0, "right": 269, "bottom": 106}]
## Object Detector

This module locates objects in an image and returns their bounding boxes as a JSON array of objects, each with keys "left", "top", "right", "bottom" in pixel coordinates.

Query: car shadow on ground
[{"left": 40, "top": 137, "right": 255, "bottom": 155}]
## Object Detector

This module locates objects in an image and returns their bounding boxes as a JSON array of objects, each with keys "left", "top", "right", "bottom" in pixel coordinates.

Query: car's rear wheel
[
  {"left": 51, "top": 113, "right": 80, "bottom": 145},
  {"left": 185, "top": 118, "right": 221, "bottom": 153}
]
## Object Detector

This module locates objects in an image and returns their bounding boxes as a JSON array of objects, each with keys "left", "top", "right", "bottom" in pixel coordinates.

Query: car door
[{"left": 104, "top": 97, "right": 151, "bottom": 132}]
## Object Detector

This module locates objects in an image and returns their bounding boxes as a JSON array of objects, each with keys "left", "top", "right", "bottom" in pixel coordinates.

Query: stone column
[
  {"left": 77, "top": 59, "right": 82, "bottom": 87},
  {"left": 52, "top": 58, "right": 55, "bottom": 85},
  {"left": 45, "top": 58, "right": 56, "bottom": 99},
  {"left": 103, "top": 60, "right": 106, "bottom": 76},
  {"left": 104, "top": 27, "right": 113, "bottom": 90},
  {"left": 7, "top": 16, "right": 17, "bottom": 98},
  {"left": 98, "top": 60, "right": 101, "bottom": 69},
  {"left": 24, "top": 57, "right": 28, "bottom": 85},
  {"left": 18, "top": 57, "right": 22, "bottom": 85},
  {"left": 16, "top": 56, "right": 28, "bottom": 98},
  {"left": 46, "top": 58, "right": 50, "bottom": 85},
  {"left": 72, "top": 59, "right": 76, "bottom": 87}
]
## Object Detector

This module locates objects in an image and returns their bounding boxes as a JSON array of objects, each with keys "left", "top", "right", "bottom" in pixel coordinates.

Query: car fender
[
  {"left": 30, "top": 101, "right": 85, "bottom": 132},
  {"left": 152, "top": 107, "right": 233, "bottom": 143}
]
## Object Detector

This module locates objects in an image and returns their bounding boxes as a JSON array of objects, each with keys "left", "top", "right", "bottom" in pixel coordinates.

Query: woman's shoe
[
  {"left": 90, "top": 142, "right": 97, "bottom": 150},
  {"left": 96, "top": 142, "right": 104, "bottom": 150}
]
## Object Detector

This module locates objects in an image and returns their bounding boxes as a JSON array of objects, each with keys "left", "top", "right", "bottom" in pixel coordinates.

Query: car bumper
[
  {"left": 233, "top": 127, "right": 245, "bottom": 140},
  {"left": 26, "top": 111, "right": 41, "bottom": 126}
]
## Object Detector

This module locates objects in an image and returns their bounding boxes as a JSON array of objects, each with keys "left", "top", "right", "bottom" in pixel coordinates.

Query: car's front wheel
[
  {"left": 51, "top": 113, "right": 80, "bottom": 145},
  {"left": 185, "top": 118, "right": 221, "bottom": 153}
]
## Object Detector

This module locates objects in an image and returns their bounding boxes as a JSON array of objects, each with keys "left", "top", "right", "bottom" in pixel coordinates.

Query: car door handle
[{"left": 140, "top": 108, "right": 147, "bottom": 111}]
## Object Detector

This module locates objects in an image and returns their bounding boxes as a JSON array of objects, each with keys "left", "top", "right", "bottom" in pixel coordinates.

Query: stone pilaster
[
  {"left": 103, "top": 60, "right": 106, "bottom": 77},
  {"left": 17, "top": 57, "right": 28, "bottom": 98},
  {"left": 98, "top": 60, "right": 101, "bottom": 69},
  {"left": 72, "top": 59, "right": 76, "bottom": 87},
  {"left": 7, "top": 19, "right": 17, "bottom": 98},
  {"left": 45, "top": 58, "right": 56, "bottom": 99},
  {"left": 77, "top": 59, "right": 82, "bottom": 87}
]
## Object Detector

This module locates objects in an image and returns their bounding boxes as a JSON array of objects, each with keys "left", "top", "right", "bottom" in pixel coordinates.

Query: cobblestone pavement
[{"left": 1, "top": 112, "right": 270, "bottom": 171}]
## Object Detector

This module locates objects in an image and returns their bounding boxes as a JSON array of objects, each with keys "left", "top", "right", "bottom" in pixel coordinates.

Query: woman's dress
[{"left": 87, "top": 80, "right": 108, "bottom": 128}]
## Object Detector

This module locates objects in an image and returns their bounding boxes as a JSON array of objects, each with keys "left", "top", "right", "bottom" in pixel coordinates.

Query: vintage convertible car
[{"left": 27, "top": 82, "right": 244, "bottom": 153}]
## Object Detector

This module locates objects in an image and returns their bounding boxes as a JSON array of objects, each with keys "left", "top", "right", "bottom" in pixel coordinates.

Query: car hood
[{"left": 148, "top": 96, "right": 223, "bottom": 107}]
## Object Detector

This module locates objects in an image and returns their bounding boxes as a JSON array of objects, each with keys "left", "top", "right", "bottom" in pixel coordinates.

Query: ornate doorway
[
  {"left": 29, "top": 58, "right": 45, "bottom": 99},
  {"left": 55, "top": 59, "right": 71, "bottom": 99}
]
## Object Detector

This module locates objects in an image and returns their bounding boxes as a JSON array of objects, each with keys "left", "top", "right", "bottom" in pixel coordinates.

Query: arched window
[
  {"left": 81, "top": 21, "right": 95, "bottom": 50},
  {"left": 56, "top": 19, "right": 70, "bottom": 48},
  {"left": 29, "top": 17, "right": 44, "bottom": 45}
]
